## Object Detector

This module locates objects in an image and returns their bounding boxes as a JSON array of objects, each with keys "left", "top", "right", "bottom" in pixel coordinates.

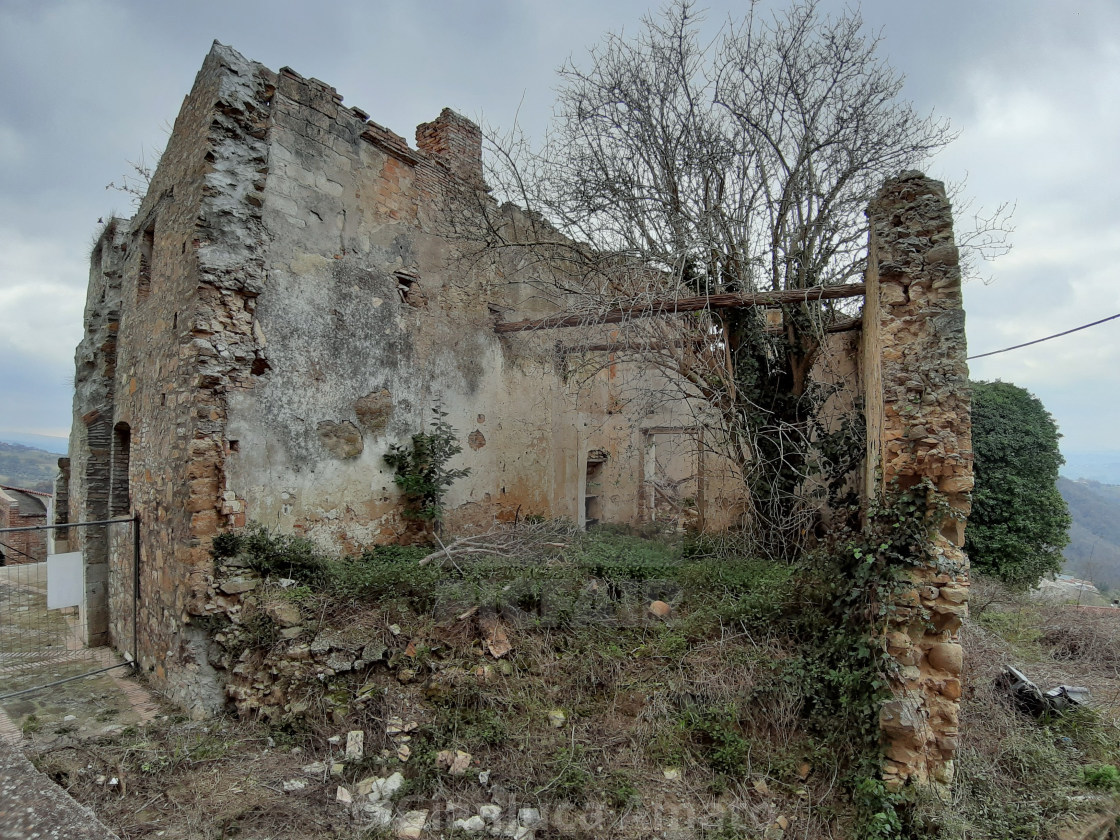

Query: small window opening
[
  {"left": 137, "top": 222, "right": 155, "bottom": 301},
  {"left": 584, "top": 451, "right": 608, "bottom": 529},
  {"left": 110, "top": 422, "right": 131, "bottom": 516},
  {"left": 394, "top": 270, "right": 421, "bottom": 305}
]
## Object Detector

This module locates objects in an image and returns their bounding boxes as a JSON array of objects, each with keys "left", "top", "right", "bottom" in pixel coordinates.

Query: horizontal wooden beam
[
  {"left": 560, "top": 316, "right": 863, "bottom": 353},
  {"left": 642, "top": 426, "right": 698, "bottom": 436},
  {"left": 495, "top": 283, "right": 865, "bottom": 334}
]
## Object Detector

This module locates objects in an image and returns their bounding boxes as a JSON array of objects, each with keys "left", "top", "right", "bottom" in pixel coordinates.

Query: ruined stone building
[
  {"left": 59, "top": 43, "right": 971, "bottom": 788},
  {"left": 0, "top": 485, "right": 49, "bottom": 564}
]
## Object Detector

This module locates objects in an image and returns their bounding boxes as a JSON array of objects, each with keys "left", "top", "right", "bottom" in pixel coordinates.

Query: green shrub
[
  {"left": 678, "top": 555, "right": 795, "bottom": 626},
  {"left": 575, "top": 529, "right": 680, "bottom": 581},
  {"left": 383, "top": 402, "right": 470, "bottom": 524},
  {"left": 680, "top": 705, "right": 750, "bottom": 777},
  {"left": 544, "top": 746, "right": 593, "bottom": 803},
  {"left": 604, "top": 770, "right": 639, "bottom": 808},
  {"left": 235, "top": 524, "right": 328, "bottom": 584},
  {"left": 1082, "top": 763, "right": 1120, "bottom": 790},
  {"left": 852, "top": 776, "right": 904, "bottom": 840}
]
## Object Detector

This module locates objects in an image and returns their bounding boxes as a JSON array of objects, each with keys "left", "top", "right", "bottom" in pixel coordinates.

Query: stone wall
[
  {"left": 62, "top": 43, "right": 717, "bottom": 714},
  {"left": 0, "top": 486, "right": 48, "bottom": 564},
  {"left": 61, "top": 45, "right": 973, "bottom": 768},
  {"left": 68, "top": 44, "right": 272, "bottom": 712},
  {"left": 862, "top": 172, "right": 972, "bottom": 789}
]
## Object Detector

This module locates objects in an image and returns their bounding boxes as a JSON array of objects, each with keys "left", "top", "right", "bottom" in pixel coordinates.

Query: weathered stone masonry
[
  {"left": 63, "top": 44, "right": 972, "bottom": 788},
  {"left": 863, "top": 172, "right": 972, "bottom": 789},
  {"left": 66, "top": 43, "right": 721, "bottom": 716}
]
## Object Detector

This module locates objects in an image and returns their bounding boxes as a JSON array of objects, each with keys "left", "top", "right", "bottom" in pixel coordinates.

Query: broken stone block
[
  {"left": 368, "top": 771, "right": 405, "bottom": 802},
  {"left": 927, "top": 643, "right": 963, "bottom": 675},
  {"left": 267, "top": 601, "right": 302, "bottom": 627},
  {"left": 395, "top": 809, "right": 428, "bottom": 839},
  {"left": 357, "top": 776, "right": 376, "bottom": 796},
  {"left": 454, "top": 814, "right": 487, "bottom": 833},
  {"left": 478, "top": 804, "right": 502, "bottom": 824},
  {"left": 282, "top": 779, "right": 306, "bottom": 792},
  {"left": 547, "top": 709, "right": 566, "bottom": 728},
  {"left": 337, "top": 786, "right": 352, "bottom": 804},
  {"left": 220, "top": 577, "right": 259, "bottom": 594},
  {"left": 361, "top": 641, "right": 386, "bottom": 661},
  {"left": 346, "top": 730, "right": 364, "bottom": 761},
  {"left": 362, "top": 802, "right": 393, "bottom": 827},
  {"left": 938, "top": 585, "right": 968, "bottom": 604},
  {"left": 436, "top": 749, "right": 472, "bottom": 775},
  {"left": 327, "top": 651, "right": 355, "bottom": 671}
]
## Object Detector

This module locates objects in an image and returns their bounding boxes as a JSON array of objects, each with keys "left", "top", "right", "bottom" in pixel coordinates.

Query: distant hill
[
  {"left": 1061, "top": 451, "right": 1120, "bottom": 485},
  {"left": 0, "top": 432, "right": 69, "bottom": 455},
  {"left": 0, "top": 442, "right": 59, "bottom": 494},
  {"left": 1058, "top": 477, "right": 1120, "bottom": 592}
]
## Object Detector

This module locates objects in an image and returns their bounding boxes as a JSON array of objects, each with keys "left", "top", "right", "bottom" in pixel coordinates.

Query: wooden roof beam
[
  {"left": 560, "top": 315, "right": 863, "bottom": 354},
  {"left": 494, "top": 283, "right": 866, "bottom": 334}
]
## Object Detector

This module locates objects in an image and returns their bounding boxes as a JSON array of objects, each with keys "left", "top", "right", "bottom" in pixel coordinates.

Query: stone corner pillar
[{"left": 862, "top": 170, "right": 973, "bottom": 789}]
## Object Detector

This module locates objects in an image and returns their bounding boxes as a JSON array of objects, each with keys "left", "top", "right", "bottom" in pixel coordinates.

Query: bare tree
[
  {"left": 105, "top": 149, "right": 160, "bottom": 208},
  {"left": 475, "top": 1, "right": 1000, "bottom": 556}
]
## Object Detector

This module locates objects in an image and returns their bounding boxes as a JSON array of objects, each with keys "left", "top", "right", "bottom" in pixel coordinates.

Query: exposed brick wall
[
  {"left": 415, "top": 107, "right": 486, "bottom": 189},
  {"left": 862, "top": 171, "right": 972, "bottom": 790},
  {"left": 0, "top": 487, "right": 48, "bottom": 564}
]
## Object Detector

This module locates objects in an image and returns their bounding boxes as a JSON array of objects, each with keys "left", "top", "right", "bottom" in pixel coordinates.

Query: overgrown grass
[
  {"left": 203, "top": 526, "right": 1120, "bottom": 839},
  {"left": 918, "top": 575, "right": 1120, "bottom": 839}
]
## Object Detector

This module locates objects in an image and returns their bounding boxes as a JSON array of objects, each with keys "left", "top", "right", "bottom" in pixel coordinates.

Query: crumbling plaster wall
[
  {"left": 861, "top": 171, "right": 972, "bottom": 789},
  {"left": 64, "top": 44, "right": 692, "bottom": 712},
  {"left": 219, "top": 55, "right": 696, "bottom": 550}
]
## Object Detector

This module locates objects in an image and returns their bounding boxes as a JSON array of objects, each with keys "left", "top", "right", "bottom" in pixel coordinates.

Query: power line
[{"left": 968, "top": 313, "right": 1120, "bottom": 360}]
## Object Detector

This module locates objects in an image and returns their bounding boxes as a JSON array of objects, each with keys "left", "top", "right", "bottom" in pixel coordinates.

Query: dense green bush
[{"left": 968, "top": 380, "right": 1071, "bottom": 588}]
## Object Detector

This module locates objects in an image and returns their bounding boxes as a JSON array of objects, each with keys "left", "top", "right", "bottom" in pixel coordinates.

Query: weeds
[
  {"left": 542, "top": 745, "right": 593, "bottom": 803},
  {"left": 680, "top": 705, "right": 750, "bottom": 778},
  {"left": 1082, "top": 763, "right": 1120, "bottom": 790},
  {"left": 194, "top": 522, "right": 1120, "bottom": 839}
]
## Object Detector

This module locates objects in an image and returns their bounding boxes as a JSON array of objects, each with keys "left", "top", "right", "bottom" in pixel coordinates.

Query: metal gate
[{"left": 0, "top": 516, "right": 138, "bottom": 700}]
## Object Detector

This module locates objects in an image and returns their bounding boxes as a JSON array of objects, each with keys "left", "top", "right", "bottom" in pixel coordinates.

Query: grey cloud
[{"left": 0, "top": 0, "right": 1116, "bottom": 458}]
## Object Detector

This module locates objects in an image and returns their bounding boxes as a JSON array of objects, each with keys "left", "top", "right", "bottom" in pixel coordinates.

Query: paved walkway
[
  {"left": 0, "top": 560, "right": 162, "bottom": 838},
  {"left": 0, "top": 734, "right": 120, "bottom": 840}
]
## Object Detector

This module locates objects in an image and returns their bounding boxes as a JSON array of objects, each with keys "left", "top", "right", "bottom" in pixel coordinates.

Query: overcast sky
[{"left": 1, "top": 0, "right": 1118, "bottom": 461}]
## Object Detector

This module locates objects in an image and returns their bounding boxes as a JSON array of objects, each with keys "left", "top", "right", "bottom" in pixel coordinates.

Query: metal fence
[{"left": 0, "top": 516, "right": 138, "bottom": 700}]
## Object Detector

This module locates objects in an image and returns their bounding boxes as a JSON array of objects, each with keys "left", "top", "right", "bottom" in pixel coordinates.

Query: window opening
[
  {"left": 584, "top": 450, "right": 608, "bottom": 529},
  {"left": 394, "top": 270, "right": 421, "bottom": 305},
  {"left": 137, "top": 222, "right": 155, "bottom": 301},
  {"left": 110, "top": 422, "right": 132, "bottom": 516}
]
